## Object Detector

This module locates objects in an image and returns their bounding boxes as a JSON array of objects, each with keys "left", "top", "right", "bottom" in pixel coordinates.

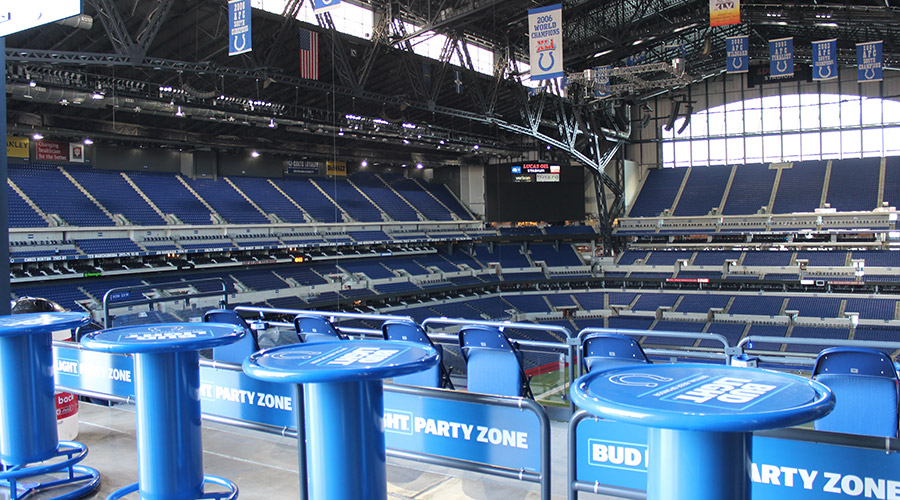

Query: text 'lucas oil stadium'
[{"left": 2, "top": 1, "right": 900, "bottom": 499}]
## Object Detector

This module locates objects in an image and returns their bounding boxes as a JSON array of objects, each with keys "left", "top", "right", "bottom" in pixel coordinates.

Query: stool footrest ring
[
  {"left": 107, "top": 475, "right": 239, "bottom": 500},
  {"left": 0, "top": 442, "right": 101, "bottom": 500}
]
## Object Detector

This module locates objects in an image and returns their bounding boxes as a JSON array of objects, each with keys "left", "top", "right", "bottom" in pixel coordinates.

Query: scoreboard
[
  {"left": 511, "top": 163, "right": 561, "bottom": 182},
  {"left": 487, "top": 162, "right": 584, "bottom": 222}
]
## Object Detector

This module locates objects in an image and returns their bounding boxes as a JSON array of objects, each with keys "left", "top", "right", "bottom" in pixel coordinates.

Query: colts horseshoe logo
[
  {"left": 818, "top": 65, "right": 832, "bottom": 79},
  {"left": 538, "top": 51, "right": 555, "bottom": 72},
  {"left": 607, "top": 373, "right": 674, "bottom": 388},
  {"left": 775, "top": 60, "right": 789, "bottom": 73}
]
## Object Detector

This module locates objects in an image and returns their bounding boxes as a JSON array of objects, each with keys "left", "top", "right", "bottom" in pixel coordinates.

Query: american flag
[{"left": 299, "top": 28, "right": 319, "bottom": 80}]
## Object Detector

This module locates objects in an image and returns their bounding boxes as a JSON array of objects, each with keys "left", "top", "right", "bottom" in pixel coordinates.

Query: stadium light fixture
[
  {"left": 28, "top": 80, "right": 36, "bottom": 87},
  {"left": 250, "top": 151, "right": 260, "bottom": 158},
  {"left": 268, "top": 118, "right": 276, "bottom": 128},
  {"left": 83, "top": 138, "right": 93, "bottom": 145},
  {"left": 32, "top": 133, "right": 43, "bottom": 140},
  {"left": 473, "top": 144, "right": 479, "bottom": 150},
  {"left": 175, "top": 106, "right": 184, "bottom": 117},
  {"left": 361, "top": 160, "right": 368, "bottom": 167},
  {"left": 416, "top": 163, "right": 423, "bottom": 169}
]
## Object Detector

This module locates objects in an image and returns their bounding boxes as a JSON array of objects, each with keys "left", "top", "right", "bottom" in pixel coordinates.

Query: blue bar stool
[
  {"left": 571, "top": 363, "right": 834, "bottom": 500},
  {"left": 0, "top": 312, "right": 101, "bottom": 500},
  {"left": 243, "top": 340, "right": 438, "bottom": 500},
  {"left": 81, "top": 322, "right": 245, "bottom": 500}
]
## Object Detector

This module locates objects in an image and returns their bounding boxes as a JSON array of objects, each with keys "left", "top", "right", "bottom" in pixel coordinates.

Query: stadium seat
[
  {"left": 812, "top": 347, "right": 900, "bottom": 438},
  {"left": 581, "top": 333, "right": 650, "bottom": 373},
  {"left": 293, "top": 314, "right": 347, "bottom": 343},
  {"left": 204, "top": 309, "right": 259, "bottom": 364},
  {"left": 382, "top": 320, "right": 454, "bottom": 389},
  {"left": 459, "top": 325, "right": 533, "bottom": 399}
]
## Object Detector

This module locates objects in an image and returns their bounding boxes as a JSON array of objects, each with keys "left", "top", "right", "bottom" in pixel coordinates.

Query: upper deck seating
[
  {"left": 628, "top": 168, "right": 686, "bottom": 217},
  {"left": 771, "top": 161, "right": 827, "bottom": 214},
  {"left": 722, "top": 163, "right": 775, "bottom": 215}
]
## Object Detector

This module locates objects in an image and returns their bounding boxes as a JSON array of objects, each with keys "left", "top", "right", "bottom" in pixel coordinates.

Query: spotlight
[
  {"left": 268, "top": 118, "right": 276, "bottom": 128},
  {"left": 32, "top": 133, "right": 43, "bottom": 140},
  {"left": 250, "top": 151, "right": 260, "bottom": 158},
  {"left": 83, "top": 138, "right": 93, "bottom": 145},
  {"left": 473, "top": 144, "right": 479, "bottom": 150},
  {"left": 361, "top": 160, "right": 368, "bottom": 168},
  {"left": 338, "top": 129, "right": 344, "bottom": 136},
  {"left": 403, "top": 139, "right": 410, "bottom": 144},
  {"left": 28, "top": 80, "right": 36, "bottom": 87},
  {"left": 439, "top": 139, "right": 445, "bottom": 145},
  {"left": 416, "top": 163, "right": 423, "bottom": 169},
  {"left": 175, "top": 106, "right": 184, "bottom": 117},
  {"left": 91, "top": 89, "right": 104, "bottom": 100}
]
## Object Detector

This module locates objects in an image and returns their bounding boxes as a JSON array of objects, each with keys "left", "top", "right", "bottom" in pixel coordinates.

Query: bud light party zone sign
[
  {"left": 384, "top": 390, "right": 542, "bottom": 472},
  {"left": 574, "top": 416, "right": 900, "bottom": 499}
]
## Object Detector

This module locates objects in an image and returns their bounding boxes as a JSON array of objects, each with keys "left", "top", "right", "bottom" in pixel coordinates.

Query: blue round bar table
[
  {"left": 243, "top": 340, "right": 438, "bottom": 500},
  {"left": 81, "top": 322, "right": 245, "bottom": 500},
  {"left": 570, "top": 363, "right": 834, "bottom": 500},
  {"left": 0, "top": 312, "right": 100, "bottom": 500}
]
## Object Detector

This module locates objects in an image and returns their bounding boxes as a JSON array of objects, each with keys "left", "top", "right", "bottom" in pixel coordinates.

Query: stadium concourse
[{"left": 2, "top": 0, "right": 900, "bottom": 499}]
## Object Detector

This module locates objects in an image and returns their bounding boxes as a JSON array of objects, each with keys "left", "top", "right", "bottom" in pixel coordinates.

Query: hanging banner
[
  {"left": 769, "top": 37, "right": 794, "bottom": 78},
  {"left": 7, "top": 136, "right": 29, "bottom": 159},
  {"left": 857, "top": 41, "right": 883, "bottom": 83},
  {"left": 35, "top": 140, "right": 69, "bottom": 161},
  {"left": 311, "top": 0, "right": 341, "bottom": 13},
  {"left": 228, "top": 0, "right": 252, "bottom": 56},
  {"left": 68, "top": 142, "right": 85, "bottom": 163},
  {"left": 812, "top": 39, "right": 838, "bottom": 81},
  {"left": 726, "top": 36, "right": 749, "bottom": 73},
  {"left": 326, "top": 161, "right": 347, "bottom": 176},
  {"left": 528, "top": 4, "right": 563, "bottom": 81},
  {"left": 710, "top": 0, "right": 740, "bottom": 27}
]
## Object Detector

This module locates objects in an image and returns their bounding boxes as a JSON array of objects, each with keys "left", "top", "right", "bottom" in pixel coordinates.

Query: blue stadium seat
[
  {"left": 459, "top": 325, "right": 533, "bottom": 398},
  {"left": 812, "top": 347, "right": 899, "bottom": 438},
  {"left": 382, "top": 320, "right": 454, "bottom": 389},
  {"left": 293, "top": 314, "right": 346, "bottom": 343},
  {"left": 581, "top": 333, "right": 650, "bottom": 373},
  {"left": 204, "top": 309, "right": 259, "bottom": 364}
]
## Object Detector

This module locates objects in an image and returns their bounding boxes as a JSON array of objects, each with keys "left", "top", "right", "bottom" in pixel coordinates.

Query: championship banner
[
  {"left": 228, "top": 0, "right": 252, "bottom": 56},
  {"left": 528, "top": 4, "right": 563, "bottom": 81},
  {"left": 812, "top": 39, "right": 838, "bottom": 81},
  {"left": 857, "top": 41, "right": 883, "bottom": 83},
  {"left": 7, "top": 136, "right": 29, "bottom": 159},
  {"left": 726, "top": 36, "right": 749, "bottom": 73},
  {"left": 311, "top": 0, "right": 341, "bottom": 13},
  {"left": 710, "top": 0, "right": 740, "bottom": 27},
  {"left": 770, "top": 37, "right": 794, "bottom": 78}
]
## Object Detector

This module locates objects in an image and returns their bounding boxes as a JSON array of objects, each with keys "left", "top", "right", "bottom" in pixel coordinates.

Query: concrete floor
[{"left": 33, "top": 402, "right": 613, "bottom": 500}]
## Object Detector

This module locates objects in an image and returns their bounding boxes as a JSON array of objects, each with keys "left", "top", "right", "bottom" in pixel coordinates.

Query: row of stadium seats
[
  {"left": 7, "top": 163, "right": 472, "bottom": 227},
  {"left": 627, "top": 158, "right": 900, "bottom": 218},
  {"left": 211, "top": 308, "right": 900, "bottom": 439},
  {"left": 616, "top": 249, "right": 900, "bottom": 267}
]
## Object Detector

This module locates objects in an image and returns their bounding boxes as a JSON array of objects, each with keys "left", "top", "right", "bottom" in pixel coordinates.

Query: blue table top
[
  {"left": 571, "top": 363, "right": 834, "bottom": 432},
  {"left": 80, "top": 323, "right": 245, "bottom": 354},
  {"left": 243, "top": 340, "right": 439, "bottom": 384},
  {"left": 0, "top": 312, "right": 89, "bottom": 338}
]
